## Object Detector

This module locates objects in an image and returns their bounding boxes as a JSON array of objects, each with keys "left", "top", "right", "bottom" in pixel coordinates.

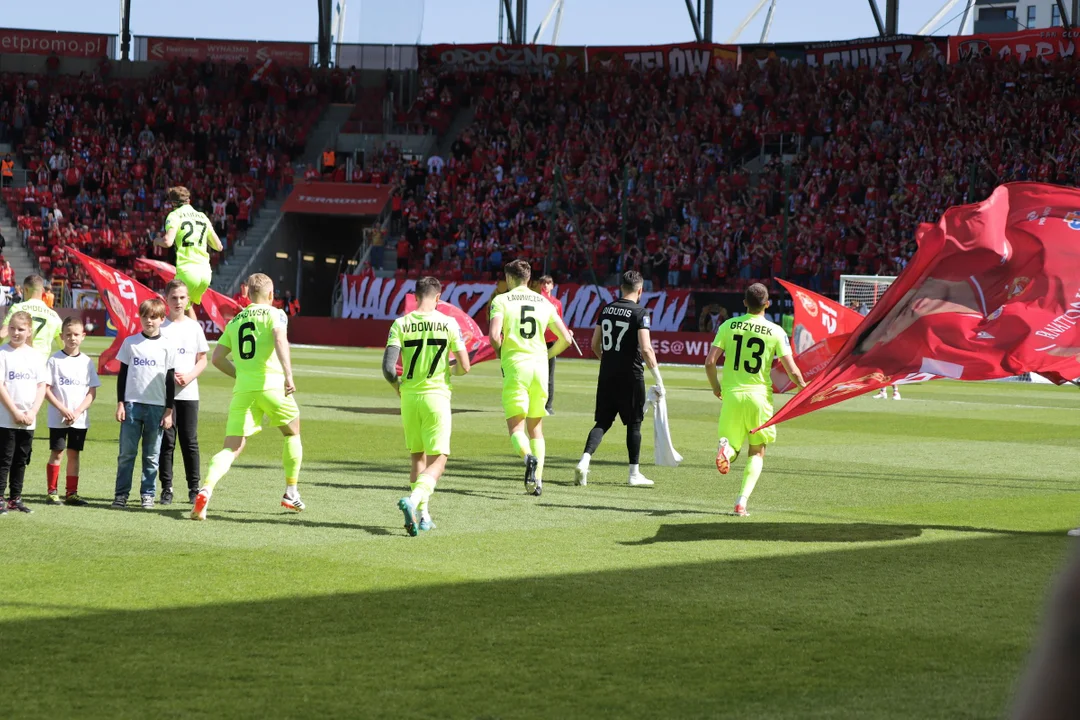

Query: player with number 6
[
  {"left": 154, "top": 187, "right": 223, "bottom": 320},
  {"left": 704, "top": 283, "right": 806, "bottom": 517}
]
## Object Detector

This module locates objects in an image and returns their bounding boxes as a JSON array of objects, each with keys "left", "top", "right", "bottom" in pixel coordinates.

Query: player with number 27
[{"left": 154, "top": 186, "right": 223, "bottom": 321}]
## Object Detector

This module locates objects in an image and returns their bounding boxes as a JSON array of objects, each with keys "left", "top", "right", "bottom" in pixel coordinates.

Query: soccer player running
[
  {"left": 382, "top": 277, "right": 471, "bottom": 536},
  {"left": 705, "top": 283, "right": 807, "bottom": 517},
  {"left": 575, "top": 271, "right": 664, "bottom": 487},
  {"left": 489, "top": 260, "right": 572, "bottom": 496},
  {"left": 154, "top": 187, "right": 223, "bottom": 321},
  {"left": 191, "top": 273, "right": 302, "bottom": 520},
  {"left": 1, "top": 274, "right": 63, "bottom": 356}
]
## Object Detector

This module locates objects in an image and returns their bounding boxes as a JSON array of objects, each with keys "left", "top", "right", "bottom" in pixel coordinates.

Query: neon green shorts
[
  {"left": 501, "top": 361, "right": 548, "bottom": 419},
  {"left": 176, "top": 264, "right": 212, "bottom": 305},
  {"left": 401, "top": 392, "right": 452, "bottom": 456},
  {"left": 226, "top": 389, "right": 300, "bottom": 438},
  {"left": 718, "top": 391, "right": 776, "bottom": 453}
]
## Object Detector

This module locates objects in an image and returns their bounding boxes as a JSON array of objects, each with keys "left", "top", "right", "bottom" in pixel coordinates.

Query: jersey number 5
[
  {"left": 179, "top": 219, "right": 208, "bottom": 248},
  {"left": 601, "top": 318, "right": 630, "bottom": 352},
  {"left": 519, "top": 305, "right": 537, "bottom": 339},
  {"left": 732, "top": 334, "right": 765, "bottom": 373},
  {"left": 238, "top": 322, "right": 257, "bottom": 360},
  {"left": 403, "top": 339, "right": 448, "bottom": 379}
]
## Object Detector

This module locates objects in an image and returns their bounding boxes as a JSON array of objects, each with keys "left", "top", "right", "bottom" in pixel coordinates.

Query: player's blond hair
[
  {"left": 246, "top": 273, "right": 274, "bottom": 301},
  {"left": 8, "top": 310, "right": 33, "bottom": 332},
  {"left": 167, "top": 186, "right": 191, "bottom": 205},
  {"left": 139, "top": 298, "right": 167, "bottom": 320},
  {"left": 22, "top": 274, "right": 45, "bottom": 294}
]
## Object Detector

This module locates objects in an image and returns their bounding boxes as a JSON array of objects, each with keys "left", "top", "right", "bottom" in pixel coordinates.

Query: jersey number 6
[{"left": 238, "top": 322, "right": 257, "bottom": 360}]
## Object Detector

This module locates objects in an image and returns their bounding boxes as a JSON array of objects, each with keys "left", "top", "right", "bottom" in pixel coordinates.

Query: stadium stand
[
  {"left": 360, "top": 55, "right": 1080, "bottom": 291},
  {"left": 0, "top": 59, "right": 334, "bottom": 288}
]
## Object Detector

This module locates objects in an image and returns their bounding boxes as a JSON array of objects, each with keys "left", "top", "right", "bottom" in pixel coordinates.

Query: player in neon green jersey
[
  {"left": 1, "top": 274, "right": 62, "bottom": 357},
  {"left": 704, "top": 283, "right": 806, "bottom": 517},
  {"left": 191, "top": 273, "right": 302, "bottom": 520},
  {"left": 154, "top": 186, "right": 222, "bottom": 320},
  {"left": 489, "top": 259, "right": 572, "bottom": 496},
  {"left": 383, "top": 276, "right": 471, "bottom": 536}
]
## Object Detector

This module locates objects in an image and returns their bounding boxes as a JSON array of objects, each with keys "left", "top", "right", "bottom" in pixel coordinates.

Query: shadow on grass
[
  {"left": 0, "top": 535, "right": 1064, "bottom": 718},
  {"left": 625, "top": 521, "right": 1067, "bottom": 545},
  {"left": 312, "top": 405, "right": 482, "bottom": 415},
  {"left": 767, "top": 467, "right": 1080, "bottom": 492},
  {"left": 154, "top": 507, "right": 395, "bottom": 535}
]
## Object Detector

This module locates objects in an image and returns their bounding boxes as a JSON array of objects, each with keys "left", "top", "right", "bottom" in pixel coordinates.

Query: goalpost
[{"left": 838, "top": 274, "right": 1051, "bottom": 384}]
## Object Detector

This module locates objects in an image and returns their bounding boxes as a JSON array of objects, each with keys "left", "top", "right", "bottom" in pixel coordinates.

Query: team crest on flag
[
  {"left": 796, "top": 291, "right": 819, "bottom": 318},
  {"left": 1064, "top": 211, "right": 1080, "bottom": 230}
]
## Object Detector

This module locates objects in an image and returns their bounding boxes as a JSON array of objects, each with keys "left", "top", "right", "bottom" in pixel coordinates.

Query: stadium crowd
[
  {"left": 359, "top": 54, "right": 1080, "bottom": 292},
  {"left": 0, "top": 58, "right": 346, "bottom": 288}
]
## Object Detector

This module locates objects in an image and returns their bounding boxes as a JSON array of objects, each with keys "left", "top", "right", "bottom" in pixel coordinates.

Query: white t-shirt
[
  {"left": 161, "top": 317, "right": 209, "bottom": 402},
  {"left": 117, "top": 333, "right": 176, "bottom": 406},
  {"left": 0, "top": 344, "right": 46, "bottom": 430},
  {"left": 46, "top": 350, "right": 101, "bottom": 430}
]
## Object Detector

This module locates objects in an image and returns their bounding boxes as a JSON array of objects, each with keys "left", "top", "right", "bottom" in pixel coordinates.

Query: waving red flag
[
  {"left": 134, "top": 258, "right": 242, "bottom": 331},
  {"left": 762, "top": 183, "right": 1080, "bottom": 429},
  {"left": 771, "top": 280, "right": 865, "bottom": 392},
  {"left": 68, "top": 249, "right": 160, "bottom": 375}
]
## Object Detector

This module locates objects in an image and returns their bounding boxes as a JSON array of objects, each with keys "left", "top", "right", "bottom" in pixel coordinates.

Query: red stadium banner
[
  {"left": 0, "top": 27, "right": 114, "bottom": 58},
  {"left": 282, "top": 182, "right": 392, "bottom": 217},
  {"left": 761, "top": 183, "right": 1080, "bottom": 430},
  {"left": 142, "top": 36, "right": 310, "bottom": 66},
  {"left": 949, "top": 27, "right": 1080, "bottom": 64},
  {"left": 802, "top": 34, "right": 947, "bottom": 67},
  {"left": 67, "top": 249, "right": 160, "bottom": 375},
  {"left": 338, "top": 275, "right": 692, "bottom": 332},
  {"left": 134, "top": 258, "right": 242, "bottom": 340},
  {"left": 423, "top": 43, "right": 586, "bottom": 72},
  {"left": 587, "top": 43, "right": 739, "bottom": 75}
]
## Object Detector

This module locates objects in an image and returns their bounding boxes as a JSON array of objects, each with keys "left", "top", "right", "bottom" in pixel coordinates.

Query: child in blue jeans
[{"left": 114, "top": 298, "right": 175, "bottom": 509}]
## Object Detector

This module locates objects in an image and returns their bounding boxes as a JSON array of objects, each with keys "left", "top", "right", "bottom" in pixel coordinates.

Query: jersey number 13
[{"left": 731, "top": 333, "right": 765, "bottom": 373}]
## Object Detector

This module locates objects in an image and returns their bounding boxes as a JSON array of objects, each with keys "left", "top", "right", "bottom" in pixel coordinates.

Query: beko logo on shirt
[
  {"left": 58, "top": 376, "right": 83, "bottom": 386},
  {"left": 133, "top": 357, "right": 158, "bottom": 367},
  {"left": 8, "top": 371, "right": 35, "bottom": 380},
  {"left": 178, "top": 348, "right": 186, "bottom": 355}
]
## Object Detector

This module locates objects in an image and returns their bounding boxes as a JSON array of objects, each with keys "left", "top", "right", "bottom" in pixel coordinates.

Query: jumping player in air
[
  {"left": 489, "top": 260, "right": 572, "bottom": 496},
  {"left": 575, "top": 271, "right": 664, "bottom": 487},
  {"left": 705, "top": 283, "right": 807, "bottom": 516},
  {"left": 383, "top": 276, "right": 471, "bottom": 536},
  {"left": 154, "top": 186, "right": 223, "bottom": 321},
  {"left": 192, "top": 273, "right": 302, "bottom": 520}
]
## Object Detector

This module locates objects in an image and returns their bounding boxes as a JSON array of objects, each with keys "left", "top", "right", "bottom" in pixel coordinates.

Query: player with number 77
[{"left": 154, "top": 186, "right": 223, "bottom": 321}]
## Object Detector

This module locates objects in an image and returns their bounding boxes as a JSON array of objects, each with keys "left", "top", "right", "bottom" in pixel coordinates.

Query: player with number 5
[
  {"left": 191, "top": 273, "right": 303, "bottom": 520},
  {"left": 705, "top": 283, "right": 806, "bottom": 517},
  {"left": 489, "top": 260, "right": 572, "bottom": 496},
  {"left": 155, "top": 187, "right": 223, "bottom": 320}
]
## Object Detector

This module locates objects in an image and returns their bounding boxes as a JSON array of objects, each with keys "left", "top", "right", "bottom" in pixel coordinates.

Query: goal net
[{"left": 838, "top": 274, "right": 1052, "bottom": 384}]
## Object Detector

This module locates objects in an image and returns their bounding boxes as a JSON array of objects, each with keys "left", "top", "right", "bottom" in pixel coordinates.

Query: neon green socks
[
  {"left": 530, "top": 438, "right": 546, "bottom": 481},
  {"left": 283, "top": 435, "right": 303, "bottom": 482},
  {"left": 202, "top": 449, "right": 236, "bottom": 492},
  {"left": 409, "top": 473, "right": 436, "bottom": 506},
  {"left": 738, "top": 455, "right": 764, "bottom": 505},
  {"left": 511, "top": 431, "right": 531, "bottom": 459}
]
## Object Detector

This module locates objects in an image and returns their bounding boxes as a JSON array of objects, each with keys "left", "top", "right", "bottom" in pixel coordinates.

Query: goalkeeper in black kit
[{"left": 574, "top": 272, "right": 664, "bottom": 487}]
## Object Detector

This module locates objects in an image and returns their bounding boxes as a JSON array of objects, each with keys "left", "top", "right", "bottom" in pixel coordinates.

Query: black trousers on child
[
  {"left": 0, "top": 427, "right": 34, "bottom": 499},
  {"left": 159, "top": 400, "right": 200, "bottom": 494}
]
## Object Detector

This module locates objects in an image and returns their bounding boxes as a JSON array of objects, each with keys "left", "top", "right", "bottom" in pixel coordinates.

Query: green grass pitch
[{"left": 2, "top": 338, "right": 1077, "bottom": 719}]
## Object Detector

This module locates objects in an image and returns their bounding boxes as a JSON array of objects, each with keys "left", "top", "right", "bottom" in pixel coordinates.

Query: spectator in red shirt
[{"left": 232, "top": 284, "right": 252, "bottom": 308}]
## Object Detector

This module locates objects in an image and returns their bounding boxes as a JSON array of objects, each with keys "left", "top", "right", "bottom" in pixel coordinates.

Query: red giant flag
[
  {"left": 134, "top": 258, "right": 242, "bottom": 331},
  {"left": 762, "top": 183, "right": 1080, "bottom": 429},
  {"left": 771, "top": 280, "right": 866, "bottom": 393},
  {"left": 68, "top": 250, "right": 160, "bottom": 375}
]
